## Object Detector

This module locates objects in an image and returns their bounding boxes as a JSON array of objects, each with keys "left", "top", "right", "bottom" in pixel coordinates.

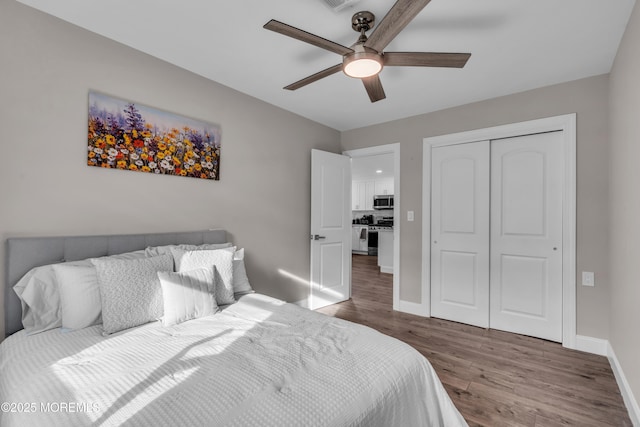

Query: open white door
[{"left": 310, "top": 149, "right": 351, "bottom": 310}]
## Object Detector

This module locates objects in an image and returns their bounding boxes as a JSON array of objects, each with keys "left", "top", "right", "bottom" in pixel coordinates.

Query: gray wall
[
  {"left": 341, "top": 74, "right": 611, "bottom": 340},
  {"left": 0, "top": 0, "right": 628, "bottom": 369},
  {"left": 0, "top": 0, "right": 341, "bottom": 337},
  {"left": 609, "top": 0, "right": 640, "bottom": 410}
]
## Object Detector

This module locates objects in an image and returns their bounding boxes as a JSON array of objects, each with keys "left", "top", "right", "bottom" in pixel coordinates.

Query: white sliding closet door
[
  {"left": 489, "top": 132, "right": 563, "bottom": 341},
  {"left": 431, "top": 141, "right": 490, "bottom": 328},
  {"left": 430, "top": 132, "right": 564, "bottom": 341}
]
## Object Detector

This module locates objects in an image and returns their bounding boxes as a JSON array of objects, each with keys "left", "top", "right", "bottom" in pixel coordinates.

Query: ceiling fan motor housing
[{"left": 342, "top": 10, "right": 383, "bottom": 78}]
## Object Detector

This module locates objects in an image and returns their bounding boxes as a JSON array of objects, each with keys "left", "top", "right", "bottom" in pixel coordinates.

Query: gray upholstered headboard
[{"left": 4, "top": 230, "right": 227, "bottom": 337}]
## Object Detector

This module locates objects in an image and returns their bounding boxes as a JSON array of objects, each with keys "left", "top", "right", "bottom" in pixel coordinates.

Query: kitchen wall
[
  {"left": 341, "top": 74, "right": 610, "bottom": 340},
  {"left": 609, "top": 0, "right": 640, "bottom": 413},
  {"left": 0, "top": 0, "right": 341, "bottom": 337}
]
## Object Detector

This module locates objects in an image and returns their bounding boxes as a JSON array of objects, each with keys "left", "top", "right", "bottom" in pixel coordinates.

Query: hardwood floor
[{"left": 317, "top": 255, "right": 632, "bottom": 427}]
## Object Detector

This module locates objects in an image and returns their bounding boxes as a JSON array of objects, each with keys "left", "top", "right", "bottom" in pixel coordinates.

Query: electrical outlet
[{"left": 582, "top": 271, "right": 595, "bottom": 287}]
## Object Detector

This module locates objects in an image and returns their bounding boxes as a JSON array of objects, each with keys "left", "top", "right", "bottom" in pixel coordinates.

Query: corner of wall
[
  {"left": 608, "top": 342, "right": 640, "bottom": 426},
  {"left": 574, "top": 336, "right": 639, "bottom": 425}
]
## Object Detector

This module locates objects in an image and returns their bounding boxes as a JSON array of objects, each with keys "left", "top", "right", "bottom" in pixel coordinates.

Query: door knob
[{"left": 312, "top": 235, "right": 326, "bottom": 240}]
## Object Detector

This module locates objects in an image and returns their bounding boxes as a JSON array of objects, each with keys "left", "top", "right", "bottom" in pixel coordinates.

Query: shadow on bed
[{"left": 94, "top": 330, "right": 232, "bottom": 426}]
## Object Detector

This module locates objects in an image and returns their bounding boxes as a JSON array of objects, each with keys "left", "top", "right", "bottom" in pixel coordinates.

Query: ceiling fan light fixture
[{"left": 343, "top": 51, "right": 383, "bottom": 78}]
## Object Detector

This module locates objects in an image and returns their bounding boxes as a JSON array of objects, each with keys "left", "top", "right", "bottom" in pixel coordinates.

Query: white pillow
[
  {"left": 53, "top": 264, "right": 102, "bottom": 330},
  {"left": 93, "top": 254, "right": 173, "bottom": 335},
  {"left": 232, "top": 248, "right": 254, "bottom": 297},
  {"left": 145, "top": 242, "right": 233, "bottom": 257},
  {"left": 13, "top": 264, "right": 65, "bottom": 334},
  {"left": 158, "top": 268, "right": 218, "bottom": 326},
  {"left": 12, "top": 250, "right": 148, "bottom": 334},
  {"left": 171, "top": 248, "right": 235, "bottom": 305}
]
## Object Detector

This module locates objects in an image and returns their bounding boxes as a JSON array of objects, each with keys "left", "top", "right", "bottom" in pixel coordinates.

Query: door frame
[
  {"left": 421, "top": 114, "right": 577, "bottom": 349},
  {"left": 343, "top": 143, "right": 401, "bottom": 311}
]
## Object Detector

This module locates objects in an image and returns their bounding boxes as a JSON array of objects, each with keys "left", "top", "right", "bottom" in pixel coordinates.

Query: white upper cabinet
[
  {"left": 364, "top": 181, "right": 375, "bottom": 210},
  {"left": 352, "top": 180, "right": 375, "bottom": 210},
  {"left": 374, "top": 177, "right": 394, "bottom": 195}
]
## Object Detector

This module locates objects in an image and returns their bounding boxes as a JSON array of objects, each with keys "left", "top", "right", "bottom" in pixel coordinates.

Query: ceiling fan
[{"left": 264, "top": 0, "right": 471, "bottom": 103}]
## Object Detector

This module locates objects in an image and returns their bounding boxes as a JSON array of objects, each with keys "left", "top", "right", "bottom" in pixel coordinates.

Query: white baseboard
[
  {"left": 380, "top": 266, "right": 394, "bottom": 274},
  {"left": 571, "top": 336, "right": 639, "bottom": 425},
  {"left": 397, "top": 299, "right": 427, "bottom": 317},
  {"left": 607, "top": 342, "right": 640, "bottom": 426},
  {"left": 575, "top": 335, "right": 608, "bottom": 356}
]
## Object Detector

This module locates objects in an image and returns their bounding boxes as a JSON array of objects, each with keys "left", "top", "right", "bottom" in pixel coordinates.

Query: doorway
[
  {"left": 344, "top": 143, "right": 400, "bottom": 311},
  {"left": 422, "top": 114, "right": 577, "bottom": 348}
]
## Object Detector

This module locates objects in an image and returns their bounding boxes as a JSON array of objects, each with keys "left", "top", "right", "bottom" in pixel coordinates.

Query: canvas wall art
[{"left": 88, "top": 91, "right": 221, "bottom": 180}]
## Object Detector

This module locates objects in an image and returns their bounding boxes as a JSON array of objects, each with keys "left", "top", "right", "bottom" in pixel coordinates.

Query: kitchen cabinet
[
  {"left": 352, "top": 226, "right": 368, "bottom": 254},
  {"left": 353, "top": 178, "right": 394, "bottom": 211},
  {"left": 374, "top": 177, "right": 394, "bottom": 195},
  {"left": 352, "top": 180, "right": 375, "bottom": 211},
  {"left": 378, "top": 229, "right": 394, "bottom": 273},
  {"left": 353, "top": 178, "right": 395, "bottom": 210}
]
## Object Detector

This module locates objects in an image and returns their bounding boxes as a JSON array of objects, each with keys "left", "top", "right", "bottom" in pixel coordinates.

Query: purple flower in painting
[{"left": 124, "top": 103, "right": 144, "bottom": 132}]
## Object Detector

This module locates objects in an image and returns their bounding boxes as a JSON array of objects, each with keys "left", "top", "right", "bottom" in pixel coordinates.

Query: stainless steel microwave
[{"left": 373, "top": 195, "right": 394, "bottom": 210}]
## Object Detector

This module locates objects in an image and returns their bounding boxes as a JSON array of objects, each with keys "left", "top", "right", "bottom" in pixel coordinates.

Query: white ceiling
[
  {"left": 17, "top": 0, "right": 635, "bottom": 131},
  {"left": 352, "top": 153, "right": 394, "bottom": 180}
]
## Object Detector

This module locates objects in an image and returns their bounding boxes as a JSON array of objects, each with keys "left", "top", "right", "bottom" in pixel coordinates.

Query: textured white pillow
[
  {"left": 158, "top": 268, "right": 218, "bottom": 326},
  {"left": 233, "top": 248, "right": 254, "bottom": 296},
  {"left": 171, "top": 248, "right": 235, "bottom": 305},
  {"left": 93, "top": 254, "right": 173, "bottom": 335},
  {"left": 145, "top": 242, "right": 233, "bottom": 257},
  {"left": 53, "top": 264, "right": 102, "bottom": 330},
  {"left": 13, "top": 250, "right": 148, "bottom": 334}
]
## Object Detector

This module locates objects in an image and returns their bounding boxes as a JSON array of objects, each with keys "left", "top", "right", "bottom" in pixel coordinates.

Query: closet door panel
[
  {"left": 431, "top": 141, "right": 490, "bottom": 328},
  {"left": 489, "top": 132, "right": 563, "bottom": 342}
]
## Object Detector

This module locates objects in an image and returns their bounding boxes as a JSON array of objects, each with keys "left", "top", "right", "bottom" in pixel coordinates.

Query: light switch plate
[
  {"left": 407, "top": 211, "right": 414, "bottom": 221},
  {"left": 582, "top": 271, "right": 595, "bottom": 287}
]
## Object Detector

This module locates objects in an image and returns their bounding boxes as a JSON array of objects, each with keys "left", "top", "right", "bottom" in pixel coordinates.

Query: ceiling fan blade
[
  {"left": 264, "top": 20, "right": 354, "bottom": 56},
  {"left": 284, "top": 64, "right": 343, "bottom": 91},
  {"left": 384, "top": 52, "right": 471, "bottom": 68},
  {"left": 362, "top": 75, "right": 386, "bottom": 103},
  {"left": 364, "top": 0, "right": 432, "bottom": 53}
]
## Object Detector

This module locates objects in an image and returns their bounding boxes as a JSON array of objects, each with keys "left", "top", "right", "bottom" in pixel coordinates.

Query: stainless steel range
[
  {"left": 366, "top": 227, "right": 378, "bottom": 256},
  {"left": 367, "top": 217, "right": 394, "bottom": 256}
]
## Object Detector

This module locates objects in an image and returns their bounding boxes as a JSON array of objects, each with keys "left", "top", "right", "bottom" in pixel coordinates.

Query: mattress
[{"left": 0, "top": 293, "right": 466, "bottom": 426}]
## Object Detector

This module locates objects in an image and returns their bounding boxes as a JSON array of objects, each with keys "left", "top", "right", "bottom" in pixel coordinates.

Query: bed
[{"left": 1, "top": 230, "right": 467, "bottom": 426}]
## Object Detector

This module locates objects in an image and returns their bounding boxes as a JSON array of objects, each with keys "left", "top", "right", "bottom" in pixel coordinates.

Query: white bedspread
[{"left": 0, "top": 294, "right": 466, "bottom": 427}]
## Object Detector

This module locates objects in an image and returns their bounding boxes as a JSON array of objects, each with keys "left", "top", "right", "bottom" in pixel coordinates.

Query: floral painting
[{"left": 88, "top": 91, "right": 221, "bottom": 180}]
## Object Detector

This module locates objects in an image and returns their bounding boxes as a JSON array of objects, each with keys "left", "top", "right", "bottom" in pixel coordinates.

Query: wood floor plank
[
  {"left": 445, "top": 383, "right": 536, "bottom": 427},
  {"left": 317, "top": 254, "right": 632, "bottom": 426}
]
